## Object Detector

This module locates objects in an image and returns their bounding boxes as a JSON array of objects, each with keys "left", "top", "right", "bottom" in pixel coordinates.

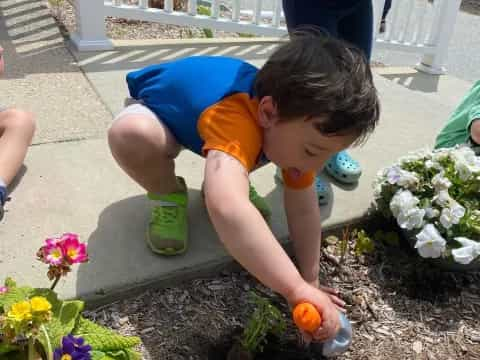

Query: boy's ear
[{"left": 258, "top": 96, "right": 279, "bottom": 128}]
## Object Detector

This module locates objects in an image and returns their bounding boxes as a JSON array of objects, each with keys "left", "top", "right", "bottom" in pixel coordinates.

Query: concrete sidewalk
[
  {"left": 0, "top": 0, "right": 112, "bottom": 144},
  {"left": 0, "top": 3, "right": 474, "bottom": 305}
]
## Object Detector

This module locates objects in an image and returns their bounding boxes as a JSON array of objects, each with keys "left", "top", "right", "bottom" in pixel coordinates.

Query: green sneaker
[
  {"left": 248, "top": 184, "right": 271, "bottom": 221},
  {"left": 146, "top": 177, "right": 188, "bottom": 256},
  {"left": 200, "top": 182, "right": 271, "bottom": 221}
]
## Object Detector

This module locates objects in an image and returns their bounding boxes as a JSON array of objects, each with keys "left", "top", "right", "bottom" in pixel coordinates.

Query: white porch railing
[{"left": 71, "top": 0, "right": 461, "bottom": 75}]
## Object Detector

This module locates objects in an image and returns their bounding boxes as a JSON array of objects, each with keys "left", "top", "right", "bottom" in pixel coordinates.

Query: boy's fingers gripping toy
[{"left": 292, "top": 302, "right": 322, "bottom": 333}]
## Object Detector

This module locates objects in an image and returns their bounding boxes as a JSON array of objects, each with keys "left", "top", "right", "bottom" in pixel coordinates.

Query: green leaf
[
  {"left": 124, "top": 349, "right": 141, "bottom": 360},
  {"left": 91, "top": 348, "right": 141, "bottom": 360},
  {"left": 72, "top": 317, "right": 140, "bottom": 352},
  {"left": 240, "top": 293, "right": 285, "bottom": 354},
  {"left": 4, "top": 278, "right": 17, "bottom": 289},
  {"left": 91, "top": 350, "right": 108, "bottom": 360},
  {"left": 0, "top": 286, "right": 33, "bottom": 312},
  {"left": 354, "top": 230, "right": 375, "bottom": 256},
  {"left": 104, "top": 349, "right": 141, "bottom": 360},
  {"left": 73, "top": 317, "right": 115, "bottom": 337},
  {"left": 202, "top": 28, "right": 214, "bottom": 38},
  {"left": 0, "top": 350, "right": 26, "bottom": 360},
  {"left": 38, "top": 299, "right": 84, "bottom": 351},
  {"left": 197, "top": 5, "right": 211, "bottom": 16},
  {"left": 0, "top": 342, "right": 19, "bottom": 355}
]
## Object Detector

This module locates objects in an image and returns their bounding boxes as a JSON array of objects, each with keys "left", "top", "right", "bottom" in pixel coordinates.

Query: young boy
[
  {"left": 108, "top": 30, "right": 379, "bottom": 341},
  {"left": 435, "top": 80, "right": 480, "bottom": 154},
  {"left": 0, "top": 45, "right": 36, "bottom": 220}
]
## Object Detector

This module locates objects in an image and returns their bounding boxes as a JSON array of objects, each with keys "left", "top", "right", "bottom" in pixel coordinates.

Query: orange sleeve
[
  {"left": 282, "top": 169, "right": 316, "bottom": 190},
  {"left": 198, "top": 93, "right": 262, "bottom": 172}
]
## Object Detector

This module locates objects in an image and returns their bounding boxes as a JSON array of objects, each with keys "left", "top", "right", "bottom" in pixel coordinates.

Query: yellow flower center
[
  {"left": 61, "top": 355, "right": 72, "bottom": 360},
  {"left": 30, "top": 296, "right": 52, "bottom": 313},
  {"left": 67, "top": 248, "right": 77, "bottom": 258},
  {"left": 52, "top": 248, "right": 62, "bottom": 259}
]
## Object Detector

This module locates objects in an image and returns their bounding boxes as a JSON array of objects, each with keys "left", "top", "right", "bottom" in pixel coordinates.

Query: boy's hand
[
  {"left": 471, "top": 119, "right": 480, "bottom": 144},
  {"left": 287, "top": 281, "right": 341, "bottom": 343},
  {"left": 308, "top": 279, "right": 346, "bottom": 313}
]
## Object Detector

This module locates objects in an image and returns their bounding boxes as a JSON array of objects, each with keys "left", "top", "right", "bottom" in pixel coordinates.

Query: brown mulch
[{"left": 82, "top": 219, "right": 480, "bottom": 360}]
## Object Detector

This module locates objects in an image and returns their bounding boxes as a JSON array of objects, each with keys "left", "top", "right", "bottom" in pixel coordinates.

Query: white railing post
[
  {"left": 272, "top": 0, "right": 281, "bottom": 27},
  {"left": 372, "top": 0, "right": 385, "bottom": 38},
  {"left": 164, "top": 0, "right": 173, "bottom": 13},
  {"left": 70, "top": 0, "right": 113, "bottom": 51},
  {"left": 188, "top": 0, "right": 197, "bottom": 16},
  {"left": 253, "top": 0, "right": 262, "bottom": 25},
  {"left": 416, "top": 0, "right": 461, "bottom": 75}
]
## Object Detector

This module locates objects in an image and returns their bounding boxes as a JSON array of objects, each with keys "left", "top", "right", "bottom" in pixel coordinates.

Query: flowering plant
[
  {"left": 0, "top": 234, "right": 141, "bottom": 360},
  {"left": 374, "top": 146, "right": 480, "bottom": 266},
  {"left": 36, "top": 233, "right": 88, "bottom": 290}
]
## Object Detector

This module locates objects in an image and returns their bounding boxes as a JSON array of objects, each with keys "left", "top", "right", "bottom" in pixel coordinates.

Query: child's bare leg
[
  {"left": 0, "top": 109, "right": 35, "bottom": 186},
  {"left": 108, "top": 104, "right": 187, "bottom": 255},
  {"left": 108, "top": 105, "right": 181, "bottom": 194}
]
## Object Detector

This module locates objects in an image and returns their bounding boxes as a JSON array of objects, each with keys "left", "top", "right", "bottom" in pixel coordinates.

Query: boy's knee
[
  {"left": 108, "top": 115, "right": 151, "bottom": 149},
  {"left": 471, "top": 120, "right": 480, "bottom": 144},
  {"left": 1, "top": 108, "right": 35, "bottom": 137}
]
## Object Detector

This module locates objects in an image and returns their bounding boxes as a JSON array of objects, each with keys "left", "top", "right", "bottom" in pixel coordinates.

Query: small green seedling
[
  {"left": 228, "top": 293, "right": 286, "bottom": 360},
  {"left": 353, "top": 229, "right": 375, "bottom": 256}
]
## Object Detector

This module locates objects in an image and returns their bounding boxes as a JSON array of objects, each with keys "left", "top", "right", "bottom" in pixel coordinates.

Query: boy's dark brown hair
[{"left": 255, "top": 28, "right": 380, "bottom": 145}]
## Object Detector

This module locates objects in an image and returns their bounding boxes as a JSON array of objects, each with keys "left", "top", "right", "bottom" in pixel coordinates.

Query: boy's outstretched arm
[
  {"left": 284, "top": 183, "right": 345, "bottom": 310},
  {"left": 284, "top": 184, "right": 322, "bottom": 284},
  {"left": 204, "top": 150, "right": 340, "bottom": 341}
]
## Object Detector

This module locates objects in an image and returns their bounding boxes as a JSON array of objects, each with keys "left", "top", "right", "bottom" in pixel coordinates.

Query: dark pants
[
  {"left": 282, "top": 0, "right": 373, "bottom": 60},
  {"left": 382, "top": 0, "right": 392, "bottom": 20}
]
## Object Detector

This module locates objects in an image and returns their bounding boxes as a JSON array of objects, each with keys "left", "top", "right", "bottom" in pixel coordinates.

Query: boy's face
[
  {"left": 0, "top": 45, "right": 4, "bottom": 75},
  {"left": 258, "top": 96, "right": 357, "bottom": 173}
]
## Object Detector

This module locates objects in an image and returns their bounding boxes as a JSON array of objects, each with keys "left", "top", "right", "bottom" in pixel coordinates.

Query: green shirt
[{"left": 435, "top": 80, "right": 480, "bottom": 149}]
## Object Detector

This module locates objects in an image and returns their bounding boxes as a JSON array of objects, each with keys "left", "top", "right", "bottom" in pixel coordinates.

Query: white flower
[
  {"left": 451, "top": 237, "right": 480, "bottom": 264},
  {"left": 453, "top": 146, "right": 478, "bottom": 163},
  {"left": 432, "top": 148, "right": 451, "bottom": 162},
  {"left": 439, "top": 203, "right": 466, "bottom": 229},
  {"left": 376, "top": 168, "right": 388, "bottom": 179},
  {"left": 386, "top": 166, "right": 418, "bottom": 187},
  {"left": 389, "top": 190, "right": 425, "bottom": 229},
  {"left": 386, "top": 166, "right": 402, "bottom": 184},
  {"left": 425, "top": 207, "right": 440, "bottom": 219},
  {"left": 452, "top": 146, "right": 480, "bottom": 180},
  {"left": 431, "top": 173, "right": 451, "bottom": 191},
  {"left": 390, "top": 190, "right": 419, "bottom": 218},
  {"left": 397, "top": 207, "right": 425, "bottom": 230},
  {"left": 433, "top": 190, "right": 453, "bottom": 208},
  {"left": 455, "top": 162, "right": 473, "bottom": 181},
  {"left": 397, "top": 149, "right": 429, "bottom": 166},
  {"left": 398, "top": 155, "right": 420, "bottom": 165},
  {"left": 414, "top": 224, "right": 446, "bottom": 258}
]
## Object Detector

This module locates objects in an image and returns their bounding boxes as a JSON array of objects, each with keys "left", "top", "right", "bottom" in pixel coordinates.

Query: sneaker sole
[{"left": 146, "top": 230, "right": 188, "bottom": 256}]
